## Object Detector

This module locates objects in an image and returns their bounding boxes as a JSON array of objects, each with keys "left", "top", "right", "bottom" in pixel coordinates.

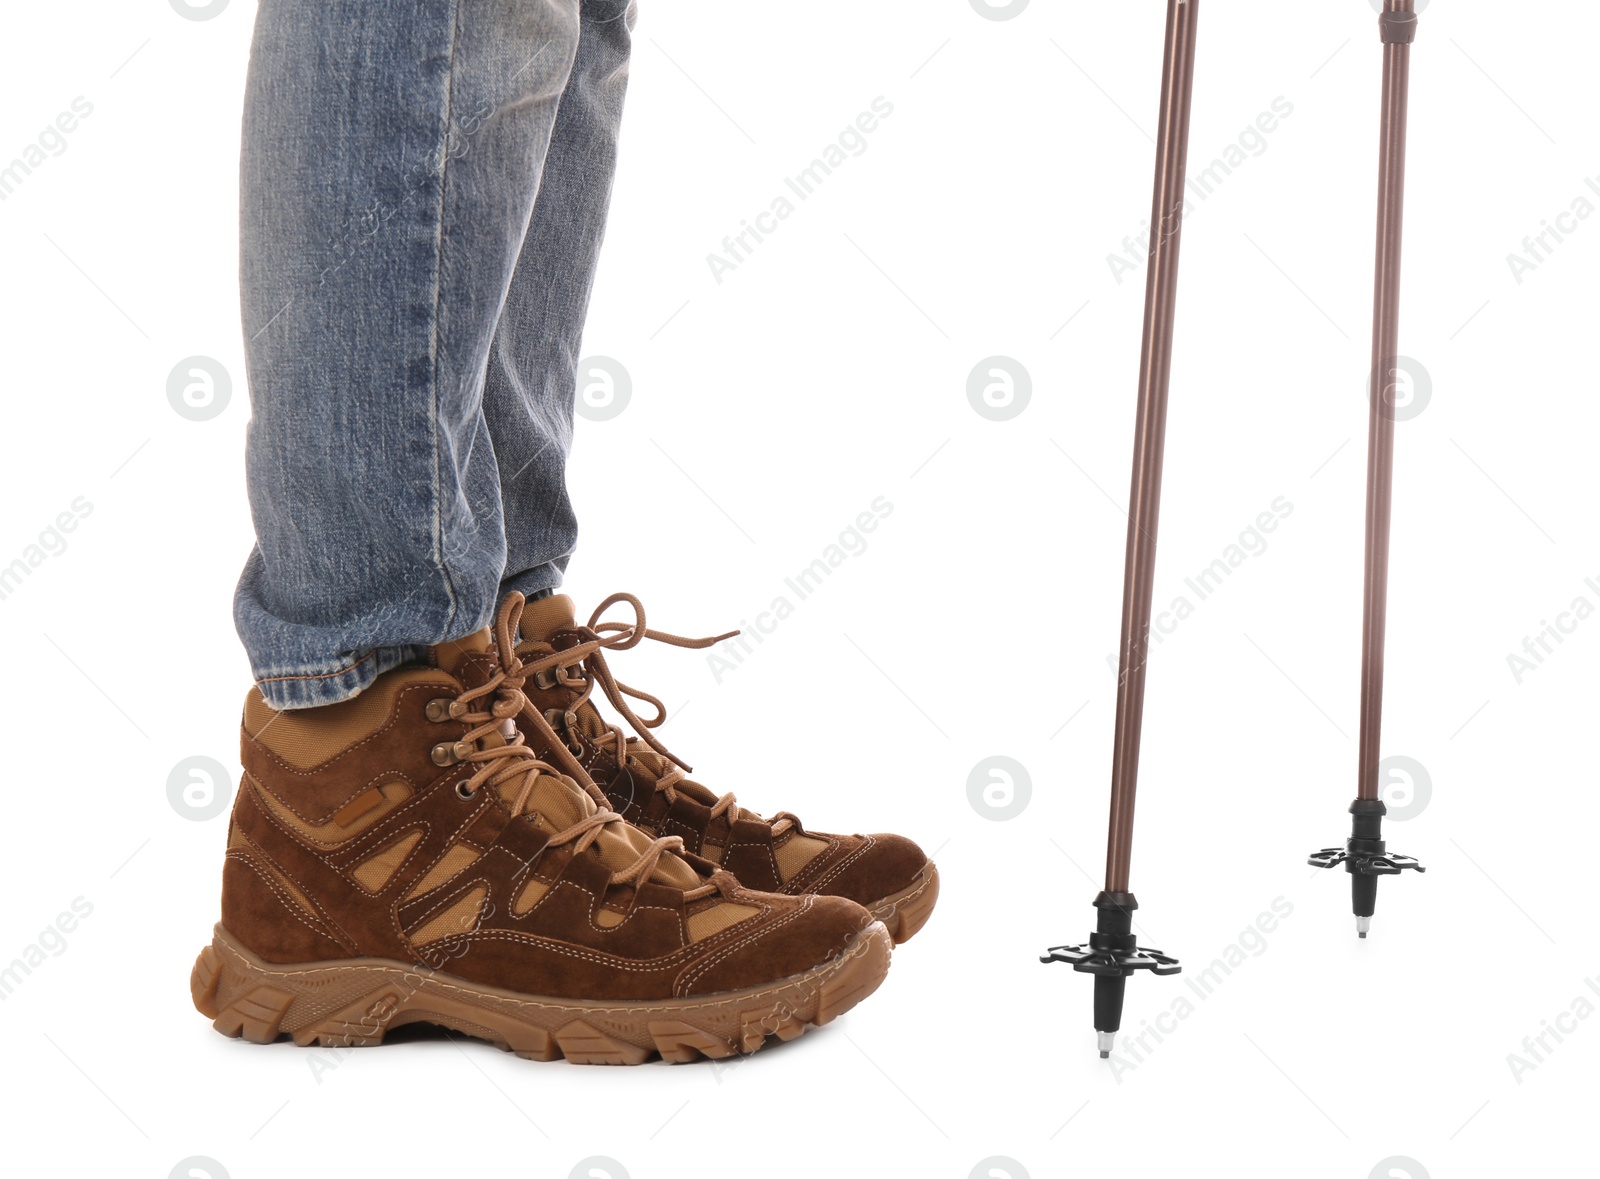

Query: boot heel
[
  {"left": 192, "top": 926, "right": 305, "bottom": 1044},
  {"left": 189, "top": 942, "right": 222, "bottom": 1019}
]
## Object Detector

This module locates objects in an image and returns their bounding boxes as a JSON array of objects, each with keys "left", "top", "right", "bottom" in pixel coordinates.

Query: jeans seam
[
  {"left": 254, "top": 651, "right": 377, "bottom": 685},
  {"left": 428, "top": 0, "right": 468, "bottom": 639},
  {"left": 253, "top": 645, "right": 428, "bottom": 711}
]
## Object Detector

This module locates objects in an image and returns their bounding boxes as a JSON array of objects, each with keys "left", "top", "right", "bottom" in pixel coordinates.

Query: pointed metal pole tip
[
  {"left": 1097, "top": 1030, "right": 1115, "bottom": 1058},
  {"left": 1356, "top": 915, "right": 1372, "bottom": 938}
]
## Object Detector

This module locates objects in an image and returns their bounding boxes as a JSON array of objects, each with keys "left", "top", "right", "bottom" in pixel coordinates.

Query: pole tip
[
  {"left": 1356, "top": 915, "right": 1372, "bottom": 938},
  {"left": 1097, "top": 1030, "right": 1115, "bottom": 1058}
]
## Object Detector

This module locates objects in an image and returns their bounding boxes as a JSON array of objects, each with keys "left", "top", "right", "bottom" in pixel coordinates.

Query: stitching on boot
[{"left": 675, "top": 894, "right": 815, "bottom": 996}]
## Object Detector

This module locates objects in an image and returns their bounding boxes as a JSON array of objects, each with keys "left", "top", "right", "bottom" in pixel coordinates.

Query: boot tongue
[
  {"left": 518, "top": 594, "right": 578, "bottom": 642},
  {"left": 516, "top": 596, "right": 758, "bottom": 823},
  {"left": 447, "top": 597, "right": 698, "bottom": 892},
  {"left": 509, "top": 773, "right": 698, "bottom": 889},
  {"left": 515, "top": 596, "right": 610, "bottom": 746}
]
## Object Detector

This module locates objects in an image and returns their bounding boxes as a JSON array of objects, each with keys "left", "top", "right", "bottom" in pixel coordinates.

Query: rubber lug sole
[
  {"left": 866, "top": 861, "right": 940, "bottom": 945},
  {"left": 191, "top": 920, "right": 892, "bottom": 1065}
]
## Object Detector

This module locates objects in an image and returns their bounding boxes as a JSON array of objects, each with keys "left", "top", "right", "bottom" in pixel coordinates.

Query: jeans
[{"left": 234, "top": 0, "right": 634, "bottom": 710}]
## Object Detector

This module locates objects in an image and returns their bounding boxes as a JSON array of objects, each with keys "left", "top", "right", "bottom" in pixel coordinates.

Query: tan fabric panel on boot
[
  {"left": 512, "top": 877, "right": 550, "bottom": 915},
  {"left": 519, "top": 773, "right": 701, "bottom": 892},
  {"left": 518, "top": 773, "right": 594, "bottom": 834},
  {"left": 409, "top": 886, "right": 488, "bottom": 945},
  {"left": 686, "top": 903, "right": 759, "bottom": 943},
  {"left": 427, "top": 627, "right": 492, "bottom": 678},
  {"left": 774, "top": 834, "right": 830, "bottom": 882},
  {"left": 351, "top": 830, "right": 424, "bottom": 893},
  {"left": 515, "top": 593, "right": 577, "bottom": 640},
  {"left": 599, "top": 818, "right": 699, "bottom": 890},
  {"left": 403, "top": 844, "right": 483, "bottom": 900},
  {"left": 242, "top": 667, "right": 457, "bottom": 770}
]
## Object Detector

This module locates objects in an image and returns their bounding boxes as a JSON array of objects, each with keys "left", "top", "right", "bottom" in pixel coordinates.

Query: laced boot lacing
[
  {"left": 450, "top": 593, "right": 724, "bottom": 899},
  {"left": 518, "top": 593, "right": 797, "bottom": 837}
]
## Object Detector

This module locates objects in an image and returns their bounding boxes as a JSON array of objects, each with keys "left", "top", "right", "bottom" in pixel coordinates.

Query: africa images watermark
[
  {"left": 1505, "top": 171, "right": 1600, "bottom": 285},
  {"left": 1105, "top": 896, "right": 1295, "bottom": 1083},
  {"left": 1107, "top": 97, "right": 1294, "bottom": 285},
  {"left": 0, "top": 497, "right": 94, "bottom": 604},
  {"left": 706, "top": 97, "right": 895, "bottom": 285},
  {"left": 1503, "top": 574, "right": 1600, "bottom": 684},
  {"left": 1504, "top": 972, "right": 1600, "bottom": 1085},
  {"left": 0, "top": 97, "right": 94, "bottom": 203},
  {"left": 0, "top": 897, "right": 94, "bottom": 1001},
  {"left": 1109, "top": 496, "right": 1294, "bottom": 682},
  {"left": 306, "top": 897, "right": 494, "bottom": 1084},
  {"left": 706, "top": 496, "right": 894, "bottom": 683}
]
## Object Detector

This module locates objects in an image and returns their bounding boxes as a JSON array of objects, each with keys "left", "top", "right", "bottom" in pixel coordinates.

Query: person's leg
[
  {"left": 485, "top": 0, "right": 638, "bottom": 602},
  {"left": 235, "top": 0, "right": 584, "bottom": 709}
]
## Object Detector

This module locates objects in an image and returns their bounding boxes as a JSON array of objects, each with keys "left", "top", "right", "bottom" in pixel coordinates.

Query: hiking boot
[
  {"left": 190, "top": 593, "right": 891, "bottom": 1064},
  {"left": 512, "top": 593, "right": 940, "bottom": 944}
]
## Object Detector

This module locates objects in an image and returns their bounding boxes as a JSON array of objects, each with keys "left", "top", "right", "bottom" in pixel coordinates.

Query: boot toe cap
[{"left": 816, "top": 831, "right": 929, "bottom": 909}]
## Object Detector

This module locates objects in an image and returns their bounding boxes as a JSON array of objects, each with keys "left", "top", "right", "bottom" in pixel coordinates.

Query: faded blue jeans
[{"left": 235, "top": 0, "right": 634, "bottom": 709}]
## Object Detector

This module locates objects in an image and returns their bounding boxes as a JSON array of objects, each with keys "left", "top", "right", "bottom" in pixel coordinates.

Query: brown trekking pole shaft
[
  {"left": 1105, "top": 0, "right": 1199, "bottom": 893},
  {"left": 1357, "top": 0, "right": 1414, "bottom": 803},
  {"left": 1308, "top": 0, "right": 1425, "bottom": 935},
  {"left": 1042, "top": 0, "right": 1194, "bottom": 1058}
]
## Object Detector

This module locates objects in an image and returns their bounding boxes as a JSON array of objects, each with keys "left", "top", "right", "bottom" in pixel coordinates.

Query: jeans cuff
[
  {"left": 252, "top": 644, "right": 428, "bottom": 711},
  {"left": 501, "top": 565, "right": 563, "bottom": 603}
]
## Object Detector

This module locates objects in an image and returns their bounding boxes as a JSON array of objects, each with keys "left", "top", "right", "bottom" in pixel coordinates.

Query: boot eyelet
[
  {"left": 431, "top": 742, "right": 460, "bottom": 767},
  {"left": 544, "top": 708, "right": 566, "bottom": 730},
  {"left": 425, "top": 698, "right": 454, "bottom": 723},
  {"left": 455, "top": 781, "right": 476, "bottom": 800},
  {"left": 533, "top": 669, "right": 557, "bottom": 690}
]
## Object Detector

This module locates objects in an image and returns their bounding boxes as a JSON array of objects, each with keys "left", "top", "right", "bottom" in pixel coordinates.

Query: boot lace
[
  {"left": 517, "top": 593, "right": 792, "bottom": 836},
  {"left": 453, "top": 593, "right": 722, "bottom": 898}
]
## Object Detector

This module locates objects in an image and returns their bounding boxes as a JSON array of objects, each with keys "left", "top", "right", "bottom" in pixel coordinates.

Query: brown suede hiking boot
[
  {"left": 190, "top": 594, "right": 891, "bottom": 1064},
  {"left": 511, "top": 593, "right": 940, "bottom": 944}
]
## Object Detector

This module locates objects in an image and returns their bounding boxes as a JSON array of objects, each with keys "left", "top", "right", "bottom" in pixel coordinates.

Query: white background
[{"left": 0, "top": 1, "right": 1594, "bottom": 1176}]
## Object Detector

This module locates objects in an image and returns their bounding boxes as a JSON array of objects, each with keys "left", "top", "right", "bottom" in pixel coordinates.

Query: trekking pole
[
  {"left": 1308, "top": 0, "right": 1426, "bottom": 934},
  {"left": 1041, "top": 0, "right": 1195, "bottom": 1058}
]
